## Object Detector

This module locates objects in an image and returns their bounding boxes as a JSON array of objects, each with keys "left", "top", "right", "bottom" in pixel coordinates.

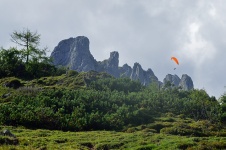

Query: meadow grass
[
  {"left": 0, "top": 76, "right": 226, "bottom": 149},
  {"left": 0, "top": 123, "right": 225, "bottom": 150}
]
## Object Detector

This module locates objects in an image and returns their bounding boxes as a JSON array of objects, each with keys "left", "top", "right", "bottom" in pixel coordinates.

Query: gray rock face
[
  {"left": 107, "top": 51, "right": 119, "bottom": 77},
  {"left": 51, "top": 36, "right": 97, "bottom": 72},
  {"left": 51, "top": 36, "right": 194, "bottom": 90},
  {"left": 119, "top": 64, "right": 132, "bottom": 78},
  {"left": 163, "top": 74, "right": 194, "bottom": 90},
  {"left": 179, "top": 74, "right": 194, "bottom": 90},
  {"left": 146, "top": 68, "right": 159, "bottom": 83},
  {"left": 130, "top": 63, "right": 144, "bottom": 82},
  {"left": 97, "top": 51, "right": 119, "bottom": 78},
  {"left": 130, "top": 63, "right": 158, "bottom": 86},
  {"left": 163, "top": 74, "right": 180, "bottom": 87}
]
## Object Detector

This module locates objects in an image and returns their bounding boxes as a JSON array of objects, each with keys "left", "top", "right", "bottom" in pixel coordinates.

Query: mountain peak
[
  {"left": 51, "top": 36, "right": 96, "bottom": 72},
  {"left": 163, "top": 74, "right": 194, "bottom": 90},
  {"left": 51, "top": 36, "right": 194, "bottom": 90}
]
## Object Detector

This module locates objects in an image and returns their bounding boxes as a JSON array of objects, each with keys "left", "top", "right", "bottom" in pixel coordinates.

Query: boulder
[{"left": 0, "top": 129, "right": 16, "bottom": 138}]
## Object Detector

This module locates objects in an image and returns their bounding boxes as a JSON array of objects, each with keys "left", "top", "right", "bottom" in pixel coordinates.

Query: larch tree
[{"left": 10, "top": 28, "right": 47, "bottom": 64}]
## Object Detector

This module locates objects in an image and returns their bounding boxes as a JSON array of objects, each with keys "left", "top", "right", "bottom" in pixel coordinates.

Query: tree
[
  {"left": 219, "top": 94, "right": 226, "bottom": 123},
  {"left": 10, "top": 28, "right": 47, "bottom": 64},
  {"left": 0, "top": 47, "right": 25, "bottom": 77},
  {"left": 9, "top": 28, "right": 57, "bottom": 78}
]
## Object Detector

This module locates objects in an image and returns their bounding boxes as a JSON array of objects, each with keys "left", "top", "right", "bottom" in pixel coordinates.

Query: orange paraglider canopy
[{"left": 171, "top": 57, "right": 179, "bottom": 65}]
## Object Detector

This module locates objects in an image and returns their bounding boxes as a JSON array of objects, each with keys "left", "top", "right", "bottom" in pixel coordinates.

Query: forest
[{"left": 0, "top": 29, "right": 226, "bottom": 149}]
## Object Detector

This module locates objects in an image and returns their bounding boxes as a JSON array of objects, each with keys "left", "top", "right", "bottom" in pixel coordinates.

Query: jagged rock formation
[
  {"left": 129, "top": 63, "right": 158, "bottom": 86},
  {"left": 179, "top": 74, "right": 194, "bottom": 90},
  {"left": 51, "top": 36, "right": 194, "bottom": 89},
  {"left": 163, "top": 74, "right": 194, "bottom": 90},
  {"left": 97, "top": 51, "right": 120, "bottom": 78},
  {"left": 163, "top": 74, "right": 180, "bottom": 87},
  {"left": 51, "top": 36, "right": 97, "bottom": 72},
  {"left": 119, "top": 64, "right": 132, "bottom": 78}
]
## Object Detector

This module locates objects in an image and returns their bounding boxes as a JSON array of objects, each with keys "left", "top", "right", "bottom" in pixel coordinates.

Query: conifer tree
[{"left": 10, "top": 28, "right": 47, "bottom": 64}]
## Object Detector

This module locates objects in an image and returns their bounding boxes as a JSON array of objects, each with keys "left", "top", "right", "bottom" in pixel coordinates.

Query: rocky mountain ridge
[{"left": 51, "top": 36, "right": 193, "bottom": 90}]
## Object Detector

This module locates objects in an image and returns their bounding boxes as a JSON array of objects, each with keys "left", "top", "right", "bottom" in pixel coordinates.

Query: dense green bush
[
  {"left": 89, "top": 77, "right": 144, "bottom": 93},
  {"left": 160, "top": 126, "right": 202, "bottom": 136},
  {"left": 0, "top": 47, "right": 58, "bottom": 79},
  {"left": 0, "top": 82, "right": 222, "bottom": 131},
  {"left": 0, "top": 69, "right": 222, "bottom": 132},
  {"left": 220, "top": 95, "right": 226, "bottom": 123}
]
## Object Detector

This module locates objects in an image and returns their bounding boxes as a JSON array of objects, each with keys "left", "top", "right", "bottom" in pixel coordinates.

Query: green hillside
[
  {"left": 0, "top": 71, "right": 226, "bottom": 149},
  {"left": 0, "top": 29, "right": 226, "bottom": 149}
]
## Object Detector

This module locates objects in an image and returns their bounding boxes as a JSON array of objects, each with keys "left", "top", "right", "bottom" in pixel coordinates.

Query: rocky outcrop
[
  {"left": 119, "top": 64, "right": 132, "bottom": 78},
  {"left": 179, "top": 74, "right": 194, "bottom": 90},
  {"left": 97, "top": 51, "right": 120, "bottom": 78},
  {"left": 51, "top": 36, "right": 97, "bottom": 72},
  {"left": 130, "top": 63, "right": 158, "bottom": 86},
  {"left": 163, "top": 74, "right": 180, "bottom": 87},
  {"left": 51, "top": 36, "right": 194, "bottom": 90},
  {"left": 163, "top": 74, "right": 194, "bottom": 90}
]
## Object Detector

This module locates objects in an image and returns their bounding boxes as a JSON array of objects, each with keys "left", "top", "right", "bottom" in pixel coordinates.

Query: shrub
[
  {"left": 147, "top": 123, "right": 171, "bottom": 133},
  {"left": 221, "top": 112, "right": 226, "bottom": 123},
  {"left": 160, "top": 127, "right": 196, "bottom": 136},
  {"left": 67, "top": 70, "right": 78, "bottom": 77},
  {"left": 197, "top": 141, "right": 226, "bottom": 149},
  {"left": 142, "top": 128, "right": 157, "bottom": 133},
  {"left": 160, "top": 117, "right": 175, "bottom": 122},
  {"left": 0, "top": 136, "right": 19, "bottom": 145},
  {"left": 94, "top": 142, "right": 124, "bottom": 150},
  {"left": 4, "top": 79, "right": 22, "bottom": 89},
  {"left": 125, "top": 127, "right": 137, "bottom": 133},
  {"left": 177, "top": 142, "right": 194, "bottom": 149},
  {"left": 134, "top": 144, "right": 156, "bottom": 150}
]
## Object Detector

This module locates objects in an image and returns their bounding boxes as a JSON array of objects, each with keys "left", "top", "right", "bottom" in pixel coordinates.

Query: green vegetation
[
  {"left": 0, "top": 29, "right": 226, "bottom": 149},
  {"left": 0, "top": 117, "right": 226, "bottom": 150},
  {"left": 0, "top": 29, "right": 57, "bottom": 79},
  {"left": 0, "top": 75, "right": 222, "bottom": 131}
]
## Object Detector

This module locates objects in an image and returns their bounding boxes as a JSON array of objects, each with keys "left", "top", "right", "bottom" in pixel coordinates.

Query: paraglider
[
  {"left": 171, "top": 57, "right": 179, "bottom": 65},
  {"left": 171, "top": 57, "right": 179, "bottom": 70}
]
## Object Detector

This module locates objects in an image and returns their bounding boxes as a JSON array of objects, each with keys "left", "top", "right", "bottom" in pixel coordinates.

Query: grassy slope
[
  {"left": 0, "top": 74, "right": 226, "bottom": 149},
  {"left": 0, "top": 71, "right": 111, "bottom": 102},
  {"left": 0, "top": 117, "right": 226, "bottom": 150}
]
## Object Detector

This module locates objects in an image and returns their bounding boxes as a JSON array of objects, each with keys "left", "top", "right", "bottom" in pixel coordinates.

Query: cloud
[
  {"left": 178, "top": 21, "right": 216, "bottom": 66},
  {"left": 1, "top": 0, "right": 226, "bottom": 98}
]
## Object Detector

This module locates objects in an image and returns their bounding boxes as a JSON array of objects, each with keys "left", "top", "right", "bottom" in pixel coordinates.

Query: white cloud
[
  {"left": 178, "top": 21, "right": 216, "bottom": 67},
  {"left": 1, "top": 0, "right": 226, "bottom": 98}
]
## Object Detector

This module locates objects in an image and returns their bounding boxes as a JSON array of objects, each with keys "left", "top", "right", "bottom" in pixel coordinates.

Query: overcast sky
[{"left": 1, "top": 0, "right": 226, "bottom": 98}]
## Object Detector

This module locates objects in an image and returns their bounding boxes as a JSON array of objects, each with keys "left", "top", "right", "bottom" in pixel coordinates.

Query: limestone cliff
[
  {"left": 163, "top": 74, "right": 194, "bottom": 90},
  {"left": 51, "top": 36, "right": 194, "bottom": 89},
  {"left": 51, "top": 36, "right": 97, "bottom": 72}
]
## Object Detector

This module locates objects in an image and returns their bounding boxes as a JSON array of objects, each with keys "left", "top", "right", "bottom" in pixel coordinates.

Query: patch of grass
[
  {"left": 147, "top": 122, "right": 172, "bottom": 133},
  {"left": 197, "top": 140, "right": 226, "bottom": 149},
  {"left": 0, "top": 125, "right": 225, "bottom": 149},
  {"left": 134, "top": 144, "right": 157, "bottom": 150},
  {"left": 159, "top": 117, "right": 175, "bottom": 122},
  {"left": 0, "top": 136, "right": 19, "bottom": 145}
]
